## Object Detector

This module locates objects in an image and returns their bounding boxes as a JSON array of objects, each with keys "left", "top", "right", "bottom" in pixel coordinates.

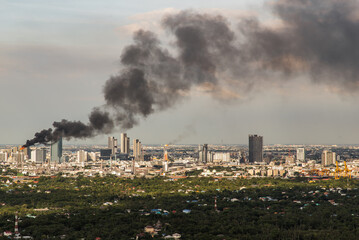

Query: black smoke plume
[
  {"left": 23, "top": 0, "right": 359, "bottom": 147},
  {"left": 23, "top": 108, "right": 113, "bottom": 147}
]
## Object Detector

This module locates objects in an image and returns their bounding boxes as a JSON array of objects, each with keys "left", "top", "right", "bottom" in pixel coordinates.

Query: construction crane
[
  {"left": 334, "top": 161, "right": 352, "bottom": 179},
  {"left": 343, "top": 161, "right": 352, "bottom": 179},
  {"left": 335, "top": 161, "right": 341, "bottom": 179}
]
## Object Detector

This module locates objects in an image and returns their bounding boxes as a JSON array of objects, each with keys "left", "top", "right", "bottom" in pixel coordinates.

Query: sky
[{"left": 1, "top": 0, "right": 359, "bottom": 145}]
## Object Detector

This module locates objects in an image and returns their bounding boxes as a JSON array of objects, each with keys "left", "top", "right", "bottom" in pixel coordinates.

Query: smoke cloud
[
  {"left": 23, "top": 108, "right": 113, "bottom": 147},
  {"left": 24, "top": 0, "right": 359, "bottom": 147}
]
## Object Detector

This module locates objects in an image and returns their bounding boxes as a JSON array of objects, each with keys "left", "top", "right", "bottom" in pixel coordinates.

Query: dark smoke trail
[
  {"left": 24, "top": 0, "right": 359, "bottom": 147},
  {"left": 23, "top": 108, "right": 113, "bottom": 147}
]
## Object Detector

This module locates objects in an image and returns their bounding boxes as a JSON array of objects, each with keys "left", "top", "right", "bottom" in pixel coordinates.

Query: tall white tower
[
  {"left": 296, "top": 148, "right": 305, "bottom": 162},
  {"left": 120, "top": 133, "right": 127, "bottom": 154}
]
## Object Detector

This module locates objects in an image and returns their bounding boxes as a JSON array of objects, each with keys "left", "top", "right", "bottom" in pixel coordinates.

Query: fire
[{"left": 19, "top": 146, "right": 25, "bottom": 151}]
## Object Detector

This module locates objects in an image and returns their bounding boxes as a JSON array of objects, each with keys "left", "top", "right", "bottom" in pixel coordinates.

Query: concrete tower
[
  {"left": 120, "top": 133, "right": 127, "bottom": 154},
  {"left": 51, "top": 137, "right": 63, "bottom": 164},
  {"left": 296, "top": 148, "right": 305, "bottom": 162},
  {"left": 133, "top": 139, "right": 141, "bottom": 160},
  {"left": 31, "top": 148, "right": 46, "bottom": 164},
  {"left": 249, "top": 134, "right": 263, "bottom": 163},
  {"left": 108, "top": 136, "right": 117, "bottom": 155}
]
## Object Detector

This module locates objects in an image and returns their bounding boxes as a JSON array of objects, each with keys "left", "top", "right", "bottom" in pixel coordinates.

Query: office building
[
  {"left": 31, "top": 148, "right": 46, "bottom": 164},
  {"left": 198, "top": 144, "right": 209, "bottom": 163},
  {"left": 120, "top": 133, "right": 130, "bottom": 154},
  {"left": 126, "top": 137, "right": 130, "bottom": 154},
  {"left": 203, "top": 144, "right": 208, "bottom": 163},
  {"left": 198, "top": 151, "right": 203, "bottom": 163},
  {"left": 0, "top": 152, "right": 8, "bottom": 162},
  {"left": 51, "top": 137, "right": 63, "bottom": 164},
  {"left": 249, "top": 134, "right": 263, "bottom": 163},
  {"left": 208, "top": 151, "right": 214, "bottom": 163},
  {"left": 21, "top": 147, "right": 31, "bottom": 160},
  {"left": 100, "top": 149, "right": 112, "bottom": 160},
  {"left": 108, "top": 136, "right": 117, "bottom": 155},
  {"left": 108, "top": 137, "right": 113, "bottom": 149},
  {"left": 77, "top": 150, "right": 88, "bottom": 163},
  {"left": 296, "top": 148, "right": 305, "bottom": 162},
  {"left": 322, "top": 150, "right": 336, "bottom": 167},
  {"left": 12, "top": 152, "right": 24, "bottom": 165},
  {"left": 133, "top": 139, "right": 142, "bottom": 160}
]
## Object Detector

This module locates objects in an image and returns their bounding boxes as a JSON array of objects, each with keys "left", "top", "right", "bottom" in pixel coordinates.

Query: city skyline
[
  {"left": 2, "top": 1, "right": 359, "bottom": 238},
  {"left": 2, "top": 0, "right": 359, "bottom": 145}
]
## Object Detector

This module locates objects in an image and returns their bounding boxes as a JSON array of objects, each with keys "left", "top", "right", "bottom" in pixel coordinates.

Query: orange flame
[{"left": 20, "top": 146, "right": 25, "bottom": 151}]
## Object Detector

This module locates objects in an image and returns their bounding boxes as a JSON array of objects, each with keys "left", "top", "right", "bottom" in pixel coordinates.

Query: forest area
[{"left": 0, "top": 176, "right": 358, "bottom": 239}]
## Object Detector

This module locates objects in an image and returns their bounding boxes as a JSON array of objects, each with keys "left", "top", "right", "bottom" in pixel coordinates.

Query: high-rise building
[
  {"left": 0, "top": 151, "right": 8, "bottom": 162},
  {"left": 203, "top": 144, "right": 208, "bottom": 163},
  {"left": 12, "top": 147, "right": 18, "bottom": 153},
  {"left": 198, "top": 144, "right": 210, "bottom": 163},
  {"left": 100, "top": 149, "right": 112, "bottom": 160},
  {"left": 322, "top": 150, "right": 336, "bottom": 167},
  {"left": 120, "top": 133, "right": 130, "bottom": 154},
  {"left": 330, "top": 151, "right": 335, "bottom": 166},
  {"left": 113, "top": 138, "right": 118, "bottom": 152},
  {"left": 108, "top": 137, "right": 113, "bottom": 149},
  {"left": 133, "top": 139, "right": 142, "bottom": 160},
  {"left": 21, "top": 147, "right": 31, "bottom": 160},
  {"left": 126, "top": 137, "right": 130, "bottom": 154},
  {"left": 77, "top": 150, "right": 88, "bottom": 163},
  {"left": 31, "top": 148, "right": 46, "bottom": 164},
  {"left": 198, "top": 144, "right": 209, "bottom": 163},
  {"left": 108, "top": 136, "right": 117, "bottom": 155},
  {"left": 249, "top": 134, "right": 263, "bottom": 163},
  {"left": 208, "top": 151, "right": 214, "bottom": 163},
  {"left": 51, "top": 137, "right": 63, "bottom": 164},
  {"left": 12, "top": 152, "right": 24, "bottom": 166},
  {"left": 296, "top": 148, "right": 305, "bottom": 162},
  {"left": 120, "top": 133, "right": 127, "bottom": 153}
]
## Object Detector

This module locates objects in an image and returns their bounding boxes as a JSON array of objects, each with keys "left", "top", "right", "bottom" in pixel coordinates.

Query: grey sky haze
[{"left": 1, "top": 0, "right": 359, "bottom": 145}]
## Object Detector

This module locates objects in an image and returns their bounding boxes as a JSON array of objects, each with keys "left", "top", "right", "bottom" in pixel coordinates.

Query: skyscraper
[
  {"left": 120, "top": 133, "right": 130, "bottom": 154},
  {"left": 108, "top": 136, "right": 117, "bottom": 155},
  {"left": 203, "top": 144, "right": 208, "bottom": 163},
  {"left": 249, "top": 134, "right": 263, "bottom": 163},
  {"left": 133, "top": 139, "right": 142, "bottom": 160},
  {"left": 322, "top": 150, "right": 336, "bottom": 167},
  {"left": 0, "top": 152, "right": 8, "bottom": 162},
  {"left": 21, "top": 147, "right": 30, "bottom": 160},
  {"left": 108, "top": 136, "right": 113, "bottom": 149},
  {"left": 31, "top": 148, "right": 46, "bottom": 164},
  {"left": 77, "top": 150, "right": 88, "bottom": 163},
  {"left": 296, "top": 148, "right": 305, "bottom": 162},
  {"left": 126, "top": 137, "right": 130, "bottom": 154},
  {"left": 51, "top": 137, "right": 62, "bottom": 164},
  {"left": 198, "top": 144, "right": 209, "bottom": 163},
  {"left": 120, "top": 133, "right": 127, "bottom": 153}
]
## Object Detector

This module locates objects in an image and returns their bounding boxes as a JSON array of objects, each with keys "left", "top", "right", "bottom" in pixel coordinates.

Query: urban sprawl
[{"left": 1, "top": 134, "right": 358, "bottom": 179}]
